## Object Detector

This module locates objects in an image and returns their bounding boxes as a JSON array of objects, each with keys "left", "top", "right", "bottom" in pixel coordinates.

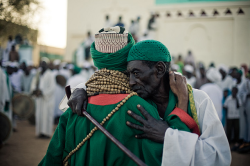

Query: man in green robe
[{"left": 39, "top": 27, "right": 198, "bottom": 166}]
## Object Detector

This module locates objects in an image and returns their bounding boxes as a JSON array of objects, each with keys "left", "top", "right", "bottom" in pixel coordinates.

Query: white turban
[
  {"left": 206, "top": 67, "right": 222, "bottom": 83},
  {"left": 218, "top": 64, "right": 229, "bottom": 73},
  {"left": 184, "top": 64, "right": 194, "bottom": 73},
  {"left": 41, "top": 57, "right": 50, "bottom": 64},
  {"left": 7, "top": 61, "right": 19, "bottom": 68},
  {"left": 83, "top": 61, "right": 91, "bottom": 68},
  {"left": 53, "top": 59, "right": 61, "bottom": 66},
  {"left": 171, "top": 64, "right": 180, "bottom": 71}
]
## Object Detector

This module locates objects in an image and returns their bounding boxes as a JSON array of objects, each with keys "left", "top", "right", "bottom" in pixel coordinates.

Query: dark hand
[
  {"left": 126, "top": 105, "right": 169, "bottom": 143},
  {"left": 37, "top": 90, "right": 43, "bottom": 97},
  {"left": 169, "top": 71, "right": 188, "bottom": 112},
  {"left": 67, "top": 88, "right": 88, "bottom": 116}
]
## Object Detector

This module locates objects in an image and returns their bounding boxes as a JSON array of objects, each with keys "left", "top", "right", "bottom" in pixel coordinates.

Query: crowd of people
[
  {"left": 0, "top": 37, "right": 96, "bottom": 141},
  {"left": 171, "top": 51, "right": 250, "bottom": 153}
]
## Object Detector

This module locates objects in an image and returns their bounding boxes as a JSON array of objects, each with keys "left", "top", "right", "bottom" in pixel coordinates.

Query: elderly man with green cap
[
  {"left": 40, "top": 27, "right": 197, "bottom": 166},
  {"left": 125, "top": 41, "right": 231, "bottom": 166},
  {"left": 67, "top": 38, "right": 231, "bottom": 165}
]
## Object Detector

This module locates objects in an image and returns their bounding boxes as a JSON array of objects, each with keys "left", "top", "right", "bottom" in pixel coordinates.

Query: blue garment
[{"left": 115, "top": 22, "right": 125, "bottom": 27}]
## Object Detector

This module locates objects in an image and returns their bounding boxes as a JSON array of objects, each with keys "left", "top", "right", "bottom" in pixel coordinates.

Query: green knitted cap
[{"left": 127, "top": 40, "right": 171, "bottom": 62}]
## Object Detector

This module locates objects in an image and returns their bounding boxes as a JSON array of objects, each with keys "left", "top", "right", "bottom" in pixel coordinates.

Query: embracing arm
[{"left": 162, "top": 97, "right": 231, "bottom": 166}]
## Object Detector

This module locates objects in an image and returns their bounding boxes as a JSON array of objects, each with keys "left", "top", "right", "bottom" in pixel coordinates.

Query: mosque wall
[
  {"left": 66, "top": 0, "right": 250, "bottom": 67},
  {"left": 153, "top": 1, "right": 250, "bottom": 66},
  {"left": 65, "top": 0, "right": 155, "bottom": 62}
]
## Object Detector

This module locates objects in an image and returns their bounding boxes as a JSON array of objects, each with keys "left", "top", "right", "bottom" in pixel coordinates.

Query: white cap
[
  {"left": 53, "top": 59, "right": 61, "bottom": 66},
  {"left": 218, "top": 64, "right": 229, "bottom": 73},
  {"left": 184, "top": 64, "right": 194, "bottom": 73},
  {"left": 67, "top": 64, "right": 74, "bottom": 70},
  {"left": 41, "top": 57, "right": 50, "bottom": 63},
  {"left": 7, "top": 61, "right": 19, "bottom": 68},
  {"left": 206, "top": 67, "right": 222, "bottom": 83},
  {"left": 171, "top": 64, "right": 180, "bottom": 71},
  {"left": 83, "top": 61, "right": 91, "bottom": 68}
]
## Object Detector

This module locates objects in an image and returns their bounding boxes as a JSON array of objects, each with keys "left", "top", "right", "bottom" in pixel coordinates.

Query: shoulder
[{"left": 193, "top": 88, "right": 210, "bottom": 107}]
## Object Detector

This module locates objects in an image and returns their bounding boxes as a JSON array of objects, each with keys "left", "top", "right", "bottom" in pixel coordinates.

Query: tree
[{"left": 0, "top": 0, "right": 41, "bottom": 43}]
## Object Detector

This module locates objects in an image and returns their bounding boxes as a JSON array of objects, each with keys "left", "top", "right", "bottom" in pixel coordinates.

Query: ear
[{"left": 155, "top": 61, "right": 166, "bottom": 78}]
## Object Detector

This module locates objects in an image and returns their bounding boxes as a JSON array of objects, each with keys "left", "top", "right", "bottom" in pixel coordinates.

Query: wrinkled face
[{"left": 127, "top": 60, "right": 160, "bottom": 99}]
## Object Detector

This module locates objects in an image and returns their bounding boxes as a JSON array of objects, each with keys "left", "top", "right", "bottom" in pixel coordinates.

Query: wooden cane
[{"left": 65, "top": 85, "right": 147, "bottom": 166}]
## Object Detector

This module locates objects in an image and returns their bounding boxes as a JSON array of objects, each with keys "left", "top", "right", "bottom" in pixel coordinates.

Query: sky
[{"left": 37, "top": 0, "right": 67, "bottom": 48}]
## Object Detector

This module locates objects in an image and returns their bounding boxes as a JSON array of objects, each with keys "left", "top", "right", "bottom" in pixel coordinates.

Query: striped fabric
[{"left": 95, "top": 33, "right": 128, "bottom": 53}]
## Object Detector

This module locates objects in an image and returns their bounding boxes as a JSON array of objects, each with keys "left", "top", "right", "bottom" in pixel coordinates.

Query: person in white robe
[
  {"left": 2, "top": 36, "right": 15, "bottom": 67},
  {"left": 134, "top": 16, "right": 141, "bottom": 39},
  {"left": 67, "top": 65, "right": 87, "bottom": 89},
  {"left": 200, "top": 67, "right": 223, "bottom": 121},
  {"left": 237, "top": 78, "right": 250, "bottom": 153},
  {"left": 54, "top": 82, "right": 65, "bottom": 123},
  {"left": 162, "top": 88, "right": 231, "bottom": 166},
  {"left": 184, "top": 64, "right": 196, "bottom": 87},
  {"left": 7, "top": 62, "right": 23, "bottom": 93},
  {"left": 1, "top": 64, "right": 14, "bottom": 132},
  {"left": 233, "top": 68, "right": 248, "bottom": 142},
  {"left": 21, "top": 64, "right": 34, "bottom": 94},
  {"left": 59, "top": 62, "right": 71, "bottom": 80},
  {"left": 30, "top": 60, "right": 56, "bottom": 138},
  {"left": 104, "top": 15, "right": 113, "bottom": 28},
  {"left": 0, "top": 67, "right": 12, "bottom": 121},
  {"left": 217, "top": 64, "right": 234, "bottom": 91}
]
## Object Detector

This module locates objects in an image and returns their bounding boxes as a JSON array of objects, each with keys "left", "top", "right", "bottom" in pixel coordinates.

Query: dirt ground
[{"left": 0, "top": 120, "right": 249, "bottom": 166}]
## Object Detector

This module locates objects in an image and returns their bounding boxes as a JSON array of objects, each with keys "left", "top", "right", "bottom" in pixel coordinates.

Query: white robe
[
  {"left": 66, "top": 71, "right": 88, "bottom": 88},
  {"left": 9, "top": 69, "right": 23, "bottom": 93},
  {"left": 162, "top": 89, "right": 231, "bottom": 166},
  {"left": 0, "top": 68, "right": 13, "bottom": 122},
  {"left": 54, "top": 84, "right": 65, "bottom": 118},
  {"left": 200, "top": 83, "right": 223, "bottom": 121},
  {"left": 217, "top": 75, "right": 234, "bottom": 91},
  {"left": 186, "top": 76, "right": 196, "bottom": 88},
  {"left": 30, "top": 69, "right": 56, "bottom": 137}
]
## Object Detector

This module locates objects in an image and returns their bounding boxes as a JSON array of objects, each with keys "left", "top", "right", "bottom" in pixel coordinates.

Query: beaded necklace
[
  {"left": 85, "top": 68, "right": 132, "bottom": 96},
  {"left": 63, "top": 69, "right": 137, "bottom": 166}
]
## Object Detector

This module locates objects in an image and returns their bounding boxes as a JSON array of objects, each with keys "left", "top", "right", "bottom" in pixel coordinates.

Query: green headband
[
  {"left": 91, "top": 33, "right": 135, "bottom": 71},
  {"left": 127, "top": 40, "right": 171, "bottom": 62}
]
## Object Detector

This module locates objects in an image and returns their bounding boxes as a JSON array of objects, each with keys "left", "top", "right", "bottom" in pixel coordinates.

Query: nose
[{"left": 129, "top": 74, "right": 136, "bottom": 87}]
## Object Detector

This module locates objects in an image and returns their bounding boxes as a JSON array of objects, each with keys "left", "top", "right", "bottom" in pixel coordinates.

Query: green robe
[{"left": 39, "top": 93, "right": 191, "bottom": 166}]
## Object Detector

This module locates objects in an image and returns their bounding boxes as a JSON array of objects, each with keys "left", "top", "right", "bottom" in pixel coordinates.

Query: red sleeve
[{"left": 170, "top": 108, "right": 200, "bottom": 136}]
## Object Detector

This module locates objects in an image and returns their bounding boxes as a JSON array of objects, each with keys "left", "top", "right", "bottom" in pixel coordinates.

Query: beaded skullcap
[
  {"left": 95, "top": 26, "right": 128, "bottom": 53},
  {"left": 91, "top": 27, "right": 135, "bottom": 72},
  {"left": 127, "top": 40, "right": 172, "bottom": 62}
]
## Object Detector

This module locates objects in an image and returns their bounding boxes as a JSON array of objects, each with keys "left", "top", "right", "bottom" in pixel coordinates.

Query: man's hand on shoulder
[
  {"left": 169, "top": 71, "right": 188, "bottom": 112},
  {"left": 126, "top": 105, "right": 169, "bottom": 143},
  {"left": 67, "top": 88, "right": 88, "bottom": 116}
]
